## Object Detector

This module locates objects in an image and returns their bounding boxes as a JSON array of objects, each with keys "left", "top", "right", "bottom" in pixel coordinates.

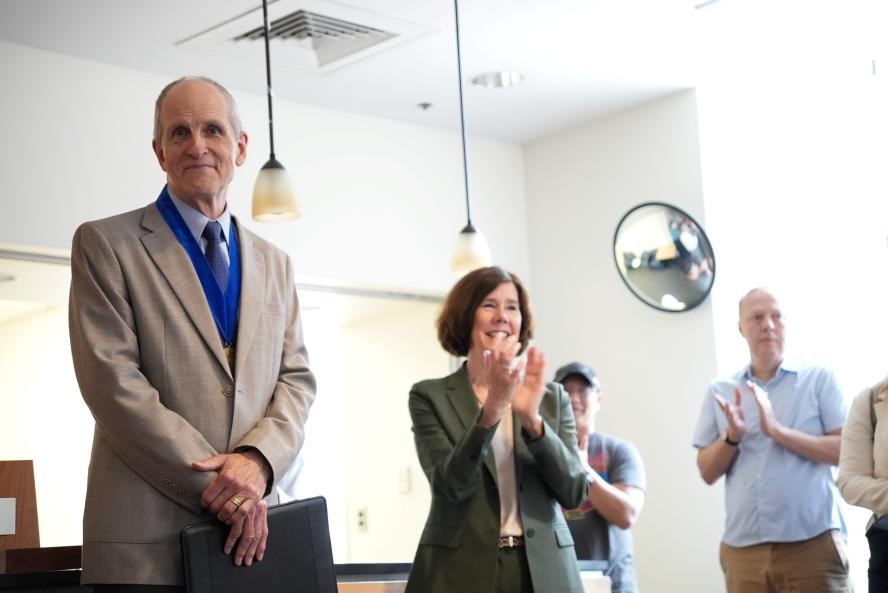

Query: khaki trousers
[{"left": 719, "top": 530, "right": 850, "bottom": 593}]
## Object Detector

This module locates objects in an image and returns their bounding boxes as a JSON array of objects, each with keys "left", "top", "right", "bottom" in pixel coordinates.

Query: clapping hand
[
  {"left": 713, "top": 386, "right": 747, "bottom": 444},
  {"left": 746, "top": 380, "right": 782, "bottom": 439},
  {"left": 512, "top": 346, "right": 546, "bottom": 438},
  {"left": 475, "top": 337, "right": 521, "bottom": 427}
]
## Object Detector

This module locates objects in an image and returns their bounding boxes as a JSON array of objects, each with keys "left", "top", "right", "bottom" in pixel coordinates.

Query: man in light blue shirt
[{"left": 693, "top": 288, "right": 850, "bottom": 593}]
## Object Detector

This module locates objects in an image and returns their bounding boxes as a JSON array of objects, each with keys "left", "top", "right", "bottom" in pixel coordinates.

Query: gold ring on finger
[{"left": 230, "top": 496, "right": 244, "bottom": 508}]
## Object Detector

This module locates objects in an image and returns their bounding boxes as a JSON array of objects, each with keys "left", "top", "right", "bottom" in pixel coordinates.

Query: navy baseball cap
[{"left": 553, "top": 362, "right": 600, "bottom": 390}]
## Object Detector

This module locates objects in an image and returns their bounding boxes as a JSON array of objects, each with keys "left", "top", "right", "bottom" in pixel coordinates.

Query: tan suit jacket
[
  {"left": 838, "top": 375, "right": 888, "bottom": 525},
  {"left": 405, "top": 365, "right": 589, "bottom": 593},
  {"left": 69, "top": 201, "right": 316, "bottom": 585}
]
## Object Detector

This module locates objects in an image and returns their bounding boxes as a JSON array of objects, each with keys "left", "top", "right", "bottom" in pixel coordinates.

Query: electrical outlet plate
[{"left": 356, "top": 507, "right": 368, "bottom": 532}]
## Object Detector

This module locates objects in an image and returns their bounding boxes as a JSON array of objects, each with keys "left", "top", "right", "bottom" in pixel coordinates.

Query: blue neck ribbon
[{"left": 156, "top": 187, "right": 241, "bottom": 347}]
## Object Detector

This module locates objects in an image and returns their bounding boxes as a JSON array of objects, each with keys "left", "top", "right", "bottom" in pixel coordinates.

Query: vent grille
[
  {"left": 232, "top": 10, "right": 395, "bottom": 67},
  {"left": 180, "top": 1, "right": 429, "bottom": 74},
  {"left": 235, "top": 10, "right": 390, "bottom": 42}
]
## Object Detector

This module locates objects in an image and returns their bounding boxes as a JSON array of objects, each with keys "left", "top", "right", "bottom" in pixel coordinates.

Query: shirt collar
[
  {"left": 167, "top": 188, "right": 231, "bottom": 245},
  {"left": 742, "top": 359, "right": 799, "bottom": 384}
]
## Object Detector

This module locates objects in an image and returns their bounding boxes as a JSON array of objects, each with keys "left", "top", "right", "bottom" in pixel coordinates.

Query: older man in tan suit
[{"left": 69, "top": 77, "right": 316, "bottom": 593}]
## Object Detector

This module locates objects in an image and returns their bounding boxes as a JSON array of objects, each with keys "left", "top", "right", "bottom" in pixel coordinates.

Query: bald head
[
  {"left": 153, "top": 76, "right": 242, "bottom": 141},
  {"left": 738, "top": 287, "right": 775, "bottom": 319},
  {"left": 738, "top": 287, "right": 785, "bottom": 379}
]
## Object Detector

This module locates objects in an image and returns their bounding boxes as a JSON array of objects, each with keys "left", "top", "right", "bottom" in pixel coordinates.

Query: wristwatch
[{"left": 724, "top": 434, "right": 740, "bottom": 446}]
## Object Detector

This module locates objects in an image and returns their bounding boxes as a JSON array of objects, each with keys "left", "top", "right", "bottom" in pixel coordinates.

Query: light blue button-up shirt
[
  {"left": 692, "top": 362, "right": 848, "bottom": 546},
  {"left": 167, "top": 189, "right": 231, "bottom": 265}
]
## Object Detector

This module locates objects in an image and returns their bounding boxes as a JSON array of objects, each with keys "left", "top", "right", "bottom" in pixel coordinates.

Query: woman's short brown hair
[{"left": 436, "top": 266, "right": 534, "bottom": 357}]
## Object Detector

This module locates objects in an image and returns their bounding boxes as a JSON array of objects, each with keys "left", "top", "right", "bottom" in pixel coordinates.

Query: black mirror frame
[{"left": 612, "top": 201, "right": 716, "bottom": 313}]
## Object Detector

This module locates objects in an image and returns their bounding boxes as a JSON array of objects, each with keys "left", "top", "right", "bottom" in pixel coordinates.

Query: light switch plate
[{"left": 0, "top": 497, "right": 15, "bottom": 535}]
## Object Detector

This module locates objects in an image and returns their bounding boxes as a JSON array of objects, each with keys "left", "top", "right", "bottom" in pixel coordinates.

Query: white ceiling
[{"left": 0, "top": 0, "right": 703, "bottom": 143}]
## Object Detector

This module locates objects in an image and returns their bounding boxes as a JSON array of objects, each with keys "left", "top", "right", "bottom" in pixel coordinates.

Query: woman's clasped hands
[{"left": 475, "top": 336, "right": 546, "bottom": 438}]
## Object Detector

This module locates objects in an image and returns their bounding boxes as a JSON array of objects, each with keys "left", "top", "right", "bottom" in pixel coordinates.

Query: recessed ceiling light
[
  {"left": 471, "top": 71, "right": 524, "bottom": 89},
  {"left": 694, "top": 0, "right": 726, "bottom": 8}
]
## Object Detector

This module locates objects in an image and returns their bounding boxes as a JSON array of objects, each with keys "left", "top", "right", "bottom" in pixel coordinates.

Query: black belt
[{"left": 498, "top": 535, "right": 525, "bottom": 548}]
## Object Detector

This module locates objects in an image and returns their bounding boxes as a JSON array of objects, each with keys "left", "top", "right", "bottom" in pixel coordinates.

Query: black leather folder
[{"left": 180, "top": 496, "right": 337, "bottom": 593}]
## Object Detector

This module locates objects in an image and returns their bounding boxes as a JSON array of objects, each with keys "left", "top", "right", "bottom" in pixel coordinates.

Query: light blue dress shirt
[
  {"left": 167, "top": 189, "right": 231, "bottom": 264},
  {"left": 692, "top": 362, "right": 848, "bottom": 547}
]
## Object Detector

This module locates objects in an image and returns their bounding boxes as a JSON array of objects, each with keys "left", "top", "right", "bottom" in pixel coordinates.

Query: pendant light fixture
[
  {"left": 252, "top": 0, "right": 301, "bottom": 222},
  {"left": 449, "top": 0, "right": 492, "bottom": 275}
]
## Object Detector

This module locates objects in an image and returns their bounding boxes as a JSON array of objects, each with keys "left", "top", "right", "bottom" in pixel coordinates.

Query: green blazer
[{"left": 405, "top": 365, "right": 589, "bottom": 593}]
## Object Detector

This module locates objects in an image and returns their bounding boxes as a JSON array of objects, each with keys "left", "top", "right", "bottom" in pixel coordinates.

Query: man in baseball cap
[{"left": 555, "top": 362, "right": 646, "bottom": 593}]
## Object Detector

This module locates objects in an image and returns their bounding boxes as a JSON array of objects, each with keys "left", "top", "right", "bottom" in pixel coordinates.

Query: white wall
[
  {"left": 696, "top": 21, "right": 888, "bottom": 590},
  {"left": 0, "top": 39, "right": 527, "bottom": 557},
  {"left": 339, "top": 302, "right": 449, "bottom": 562},
  {"left": 524, "top": 90, "right": 725, "bottom": 592},
  {"left": 6, "top": 19, "right": 883, "bottom": 588},
  {"left": 0, "top": 307, "right": 92, "bottom": 547},
  {"left": 0, "top": 40, "right": 529, "bottom": 294},
  {"left": 274, "top": 297, "right": 447, "bottom": 563}
]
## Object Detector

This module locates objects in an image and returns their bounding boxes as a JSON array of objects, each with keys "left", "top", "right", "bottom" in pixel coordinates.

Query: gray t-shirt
[{"left": 565, "top": 432, "right": 646, "bottom": 593}]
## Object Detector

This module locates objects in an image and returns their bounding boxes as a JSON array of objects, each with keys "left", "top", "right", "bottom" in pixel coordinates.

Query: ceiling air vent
[
  {"left": 234, "top": 10, "right": 395, "bottom": 68},
  {"left": 178, "top": 1, "right": 430, "bottom": 74}
]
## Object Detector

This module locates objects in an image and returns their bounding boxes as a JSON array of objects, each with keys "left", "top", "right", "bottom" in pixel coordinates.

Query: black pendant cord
[
  {"left": 454, "top": 0, "right": 472, "bottom": 228},
  {"left": 262, "top": 0, "right": 276, "bottom": 160}
]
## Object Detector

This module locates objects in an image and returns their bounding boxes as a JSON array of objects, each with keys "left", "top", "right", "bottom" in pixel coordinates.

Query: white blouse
[{"left": 491, "top": 411, "right": 524, "bottom": 537}]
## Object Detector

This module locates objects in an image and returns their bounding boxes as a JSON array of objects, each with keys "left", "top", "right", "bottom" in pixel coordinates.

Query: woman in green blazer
[{"left": 405, "top": 266, "right": 590, "bottom": 593}]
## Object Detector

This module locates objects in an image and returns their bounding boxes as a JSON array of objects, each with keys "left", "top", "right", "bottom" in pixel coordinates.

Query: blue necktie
[{"left": 202, "top": 220, "right": 229, "bottom": 292}]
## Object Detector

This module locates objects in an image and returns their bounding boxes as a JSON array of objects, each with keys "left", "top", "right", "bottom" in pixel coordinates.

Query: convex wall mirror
[{"left": 613, "top": 202, "right": 715, "bottom": 312}]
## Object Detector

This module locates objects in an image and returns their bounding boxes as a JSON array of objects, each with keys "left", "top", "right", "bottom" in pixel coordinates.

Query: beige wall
[
  {"left": 340, "top": 302, "right": 449, "bottom": 562},
  {"left": 0, "top": 39, "right": 530, "bottom": 294},
  {"left": 524, "top": 91, "right": 724, "bottom": 592},
  {"left": 6, "top": 19, "right": 883, "bottom": 589},
  {"left": 0, "top": 306, "right": 91, "bottom": 547}
]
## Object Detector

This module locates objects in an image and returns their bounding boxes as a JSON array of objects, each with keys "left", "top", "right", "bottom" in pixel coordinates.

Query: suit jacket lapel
[
  {"left": 140, "top": 204, "right": 232, "bottom": 378},
  {"left": 445, "top": 365, "right": 498, "bottom": 485},
  {"left": 233, "top": 221, "right": 265, "bottom": 379}
]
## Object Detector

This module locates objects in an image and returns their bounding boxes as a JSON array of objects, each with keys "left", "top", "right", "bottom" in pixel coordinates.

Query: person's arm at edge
[{"left": 837, "top": 386, "right": 888, "bottom": 512}]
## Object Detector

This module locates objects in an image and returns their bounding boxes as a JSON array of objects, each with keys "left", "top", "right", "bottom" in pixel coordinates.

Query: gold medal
[{"left": 224, "top": 346, "right": 235, "bottom": 371}]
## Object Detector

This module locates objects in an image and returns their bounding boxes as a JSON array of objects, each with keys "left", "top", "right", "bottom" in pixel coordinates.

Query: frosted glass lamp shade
[
  {"left": 450, "top": 223, "right": 492, "bottom": 276},
  {"left": 252, "top": 158, "right": 301, "bottom": 222}
]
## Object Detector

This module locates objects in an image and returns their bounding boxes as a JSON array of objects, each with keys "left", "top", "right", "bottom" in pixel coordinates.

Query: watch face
[{"left": 613, "top": 202, "right": 715, "bottom": 313}]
